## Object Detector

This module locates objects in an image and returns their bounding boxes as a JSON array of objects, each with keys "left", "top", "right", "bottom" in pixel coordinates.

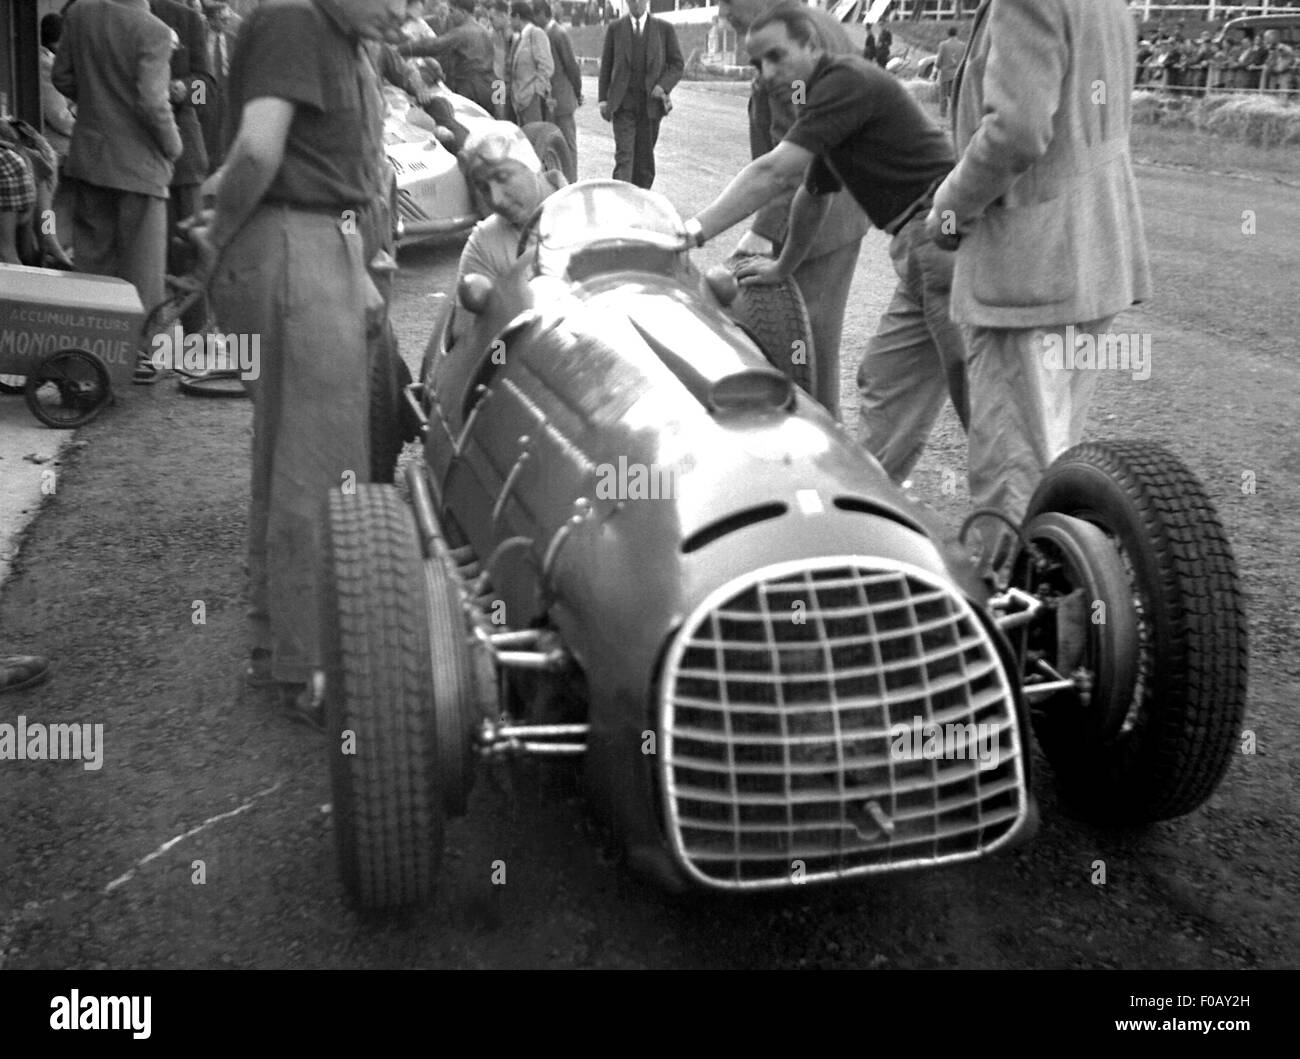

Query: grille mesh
[{"left": 660, "top": 559, "right": 1027, "bottom": 889}]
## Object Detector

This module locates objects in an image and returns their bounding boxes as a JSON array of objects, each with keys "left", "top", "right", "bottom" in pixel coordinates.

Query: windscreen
[{"left": 535, "top": 181, "right": 687, "bottom": 279}]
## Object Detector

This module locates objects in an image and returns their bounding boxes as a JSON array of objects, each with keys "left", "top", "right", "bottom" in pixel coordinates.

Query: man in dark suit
[
  {"left": 535, "top": 0, "right": 581, "bottom": 180},
  {"left": 597, "top": 0, "right": 683, "bottom": 189},
  {"left": 52, "top": 0, "right": 183, "bottom": 317},
  {"left": 149, "top": 0, "right": 212, "bottom": 251}
]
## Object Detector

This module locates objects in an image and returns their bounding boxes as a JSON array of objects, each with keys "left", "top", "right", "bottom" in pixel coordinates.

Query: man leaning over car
[
  {"left": 687, "top": 2, "right": 968, "bottom": 484},
  {"left": 718, "top": 0, "right": 868, "bottom": 420}
]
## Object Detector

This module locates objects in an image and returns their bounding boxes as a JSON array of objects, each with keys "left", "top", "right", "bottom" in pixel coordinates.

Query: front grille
[
  {"left": 660, "top": 558, "right": 1028, "bottom": 890},
  {"left": 396, "top": 188, "right": 429, "bottom": 222}
]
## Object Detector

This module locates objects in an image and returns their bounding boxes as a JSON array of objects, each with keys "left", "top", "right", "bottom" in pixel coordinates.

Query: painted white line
[{"left": 103, "top": 780, "right": 284, "bottom": 894}]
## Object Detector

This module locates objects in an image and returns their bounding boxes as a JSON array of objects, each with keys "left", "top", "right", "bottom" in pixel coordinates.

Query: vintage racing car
[{"left": 322, "top": 181, "right": 1248, "bottom": 910}]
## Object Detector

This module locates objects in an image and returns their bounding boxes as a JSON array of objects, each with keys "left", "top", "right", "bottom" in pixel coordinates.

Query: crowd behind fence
[{"left": 1137, "top": 26, "right": 1298, "bottom": 98}]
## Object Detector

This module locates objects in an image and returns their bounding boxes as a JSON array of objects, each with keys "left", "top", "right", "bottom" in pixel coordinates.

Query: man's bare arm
[
  {"left": 691, "top": 140, "right": 813, "bottom": 244},
  {"left": 205, "top": 97, "right": 296, "bottom": 253}
]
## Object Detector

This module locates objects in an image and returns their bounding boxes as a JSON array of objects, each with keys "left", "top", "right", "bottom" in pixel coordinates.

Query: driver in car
[{"left": 451, "top": 121, "right": 568, "bottom": 338}]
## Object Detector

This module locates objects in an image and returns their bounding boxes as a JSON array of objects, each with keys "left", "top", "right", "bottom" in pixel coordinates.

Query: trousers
[
  {"left": 69, "top": 178, "right": 168, "bottom": 316},
  {"left": 611, "top": 99, "right": 660, "bottom": 189},
  {"left": 210, "top": 205, "right": 373, "bottom": 684},
  {"left": 791, "top": 238, "right": 862, "bottom": 420},
  {"left": 964, "top": 315, "right": 1113, "bottom": 564},
  {"left": 856, "top": 211, "right": 969, "bottom": 482}
]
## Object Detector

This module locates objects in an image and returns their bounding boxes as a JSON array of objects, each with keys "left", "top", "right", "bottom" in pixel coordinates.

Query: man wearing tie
[
  {"left": 597, "top": 0, "right": 683, "bottom": 189},
  {"left": 200, "top": 0, "right": 241, "bottom": 166}
]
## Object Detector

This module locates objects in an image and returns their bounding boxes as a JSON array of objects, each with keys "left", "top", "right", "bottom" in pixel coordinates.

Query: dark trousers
[
  {"left": 611, "top": 98, "right": 660, "bottom": 189},
  {"left": 69, "top": 178, "right": 168, "bottom": 316}
]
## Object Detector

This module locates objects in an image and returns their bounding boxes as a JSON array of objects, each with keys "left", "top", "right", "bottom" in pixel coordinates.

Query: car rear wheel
[
  {"left": 322, "top": 485, "right": 450, "bottom": 911},
  {"left": 369, "top": 325, "right": 412, "bottom": 485},
  {"left": 1021, "top": 441, "right": 1248, "bottom": 823},
  {"left": 521, "top": 121, "right": 575, "bottom": 183}
]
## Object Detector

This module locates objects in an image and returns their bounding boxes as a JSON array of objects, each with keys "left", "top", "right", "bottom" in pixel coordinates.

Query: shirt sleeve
[
  {"left": 803, "top": 155, "right": 842, "bottom": 196},
  {"left": 237, "top": 6, "right": 329, "bottom": 111},
  {"left": 782, "top": 65, "right": 871, "bottom": 160}
]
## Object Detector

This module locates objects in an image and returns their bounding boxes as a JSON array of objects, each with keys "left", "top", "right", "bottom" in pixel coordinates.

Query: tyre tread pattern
[
  {"left": 323, "top": 485, "right": 443, "bottom": 910},
  {"left": 1028, "top": 440, "right": 1248, "bottom": 822}
]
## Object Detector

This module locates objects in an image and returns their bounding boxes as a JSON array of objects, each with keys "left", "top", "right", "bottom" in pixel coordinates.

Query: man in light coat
[
  {"left": 507, "top": 0, "right": 553, "bottom": 124},
  {"left": 926, "top": 0, "right": 1152, "bottom": 569},
  {"left": 53, "top": 0, "right": 183, "bottom": 317}
]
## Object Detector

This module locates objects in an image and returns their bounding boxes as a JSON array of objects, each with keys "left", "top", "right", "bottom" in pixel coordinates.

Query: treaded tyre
[
  {"left": 521, "top": 121, "right": 575, "bottom": 183},
  {"left": 24, "top": 348, "right": 112, "bottom": 429},
  {"left": 424, "top": 559, "right": 476, "bottom": 817},
  {"left": 1022, "top": 440, "right": 1248, "bottom": 823},
  {"left": 726, "top": 254, "right": 816, "bottom": 397},
  {"left": 370, "top": 325, "right": 416, "bottom": 485},
  {"left": 322, "top": 485, "right": 448, "bottom": 911}
]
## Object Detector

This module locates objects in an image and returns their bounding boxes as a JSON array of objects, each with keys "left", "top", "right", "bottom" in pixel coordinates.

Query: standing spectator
[
  {"left": 535, "top": 0, "right": 581, "bottom": 179},
  {"left": 1234, "top": 29, "right": 1267, "bottom": 91},
  {"left": 926, "top": 0, "right": 1152, "bottom": 574},
  {"left": 597, "top": 0, "right": 683, "bottom": 190},
  {"left": 52, "top": 0, "right": 182, "bottom": 319},
  {"left": 507, "top": 0, "right": 553, "bottom": 124},
  {"left": 150, "top": 0, "right": 212, "bottom": 262},
  {"left": 876, "top": 22, "right": 891, "bottom": 68},
  {"left": 485, "top": 0, "right": 514, "bottom": 116},
  {"left": 1207, "top": 33, "right": 1234, "bottom": 94},
  {"left": 1135, "top": 32, "right": 1153, "bottom": 87},
  {"left": 1262, "top": 28, "right": 1296, "bottom": 99},
  {"left": 717, "top": 0, "right": 868, "bottom": 419},
  {"left": 935, "top": 26, "right": 963, "bottom": 118},
  {"left": 1163, "top": 30, "right": 1189, "bottom": 93},
  {"left": 397, "top": 0, "right": 498, "bottom": 114},
  {"left": 861, "top": 27, "right": 876, "bottom": 64},
  {"left": 193, "top": 0, "right": 402, "bottom": 722},
  {"left": 0, "top": 139, "right": 36, "bottom": 265},
  {"left": 687, "top": 2, "right": 965, "bottom": 468},
  {"left": 39, "top": 14, "right": 76, "bottom": 161},
  {"left": 1188, "top": 30, "right": 1214, "bottom": 96},
  {"left": 0, "top": 118, "right": 76, "bottom": 269},
  {"left": 400, "top": 0, "right": 443, "bottom": 92},
  {"left": 199, "top": 1, "right": 241, "bottom": 168}
]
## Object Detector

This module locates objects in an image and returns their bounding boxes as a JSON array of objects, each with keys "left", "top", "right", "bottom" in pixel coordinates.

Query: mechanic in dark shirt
[
  {"left": 687, "top": 1, "right": 967, "bottom": 482},
  {"left": 193, "top": 0, "right": 404, "bottom": 726},
  {"left": 396, "top": 0, "right": 497, "bottom": 114}
]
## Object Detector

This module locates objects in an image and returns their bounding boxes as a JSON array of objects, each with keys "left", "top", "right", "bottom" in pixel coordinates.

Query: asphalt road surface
[{"left": 1, "top": 81, "right": 1296, "bottom": 970}]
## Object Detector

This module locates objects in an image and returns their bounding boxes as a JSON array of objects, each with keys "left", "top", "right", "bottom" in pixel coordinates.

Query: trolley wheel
[{"left": 24, "top": 349, "right": 112, "bottom": 429}]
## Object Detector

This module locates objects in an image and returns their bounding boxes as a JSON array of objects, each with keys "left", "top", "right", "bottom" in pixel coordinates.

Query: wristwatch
[{"left": 683, "top": 217, "right": 706, "bottom": 248}]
